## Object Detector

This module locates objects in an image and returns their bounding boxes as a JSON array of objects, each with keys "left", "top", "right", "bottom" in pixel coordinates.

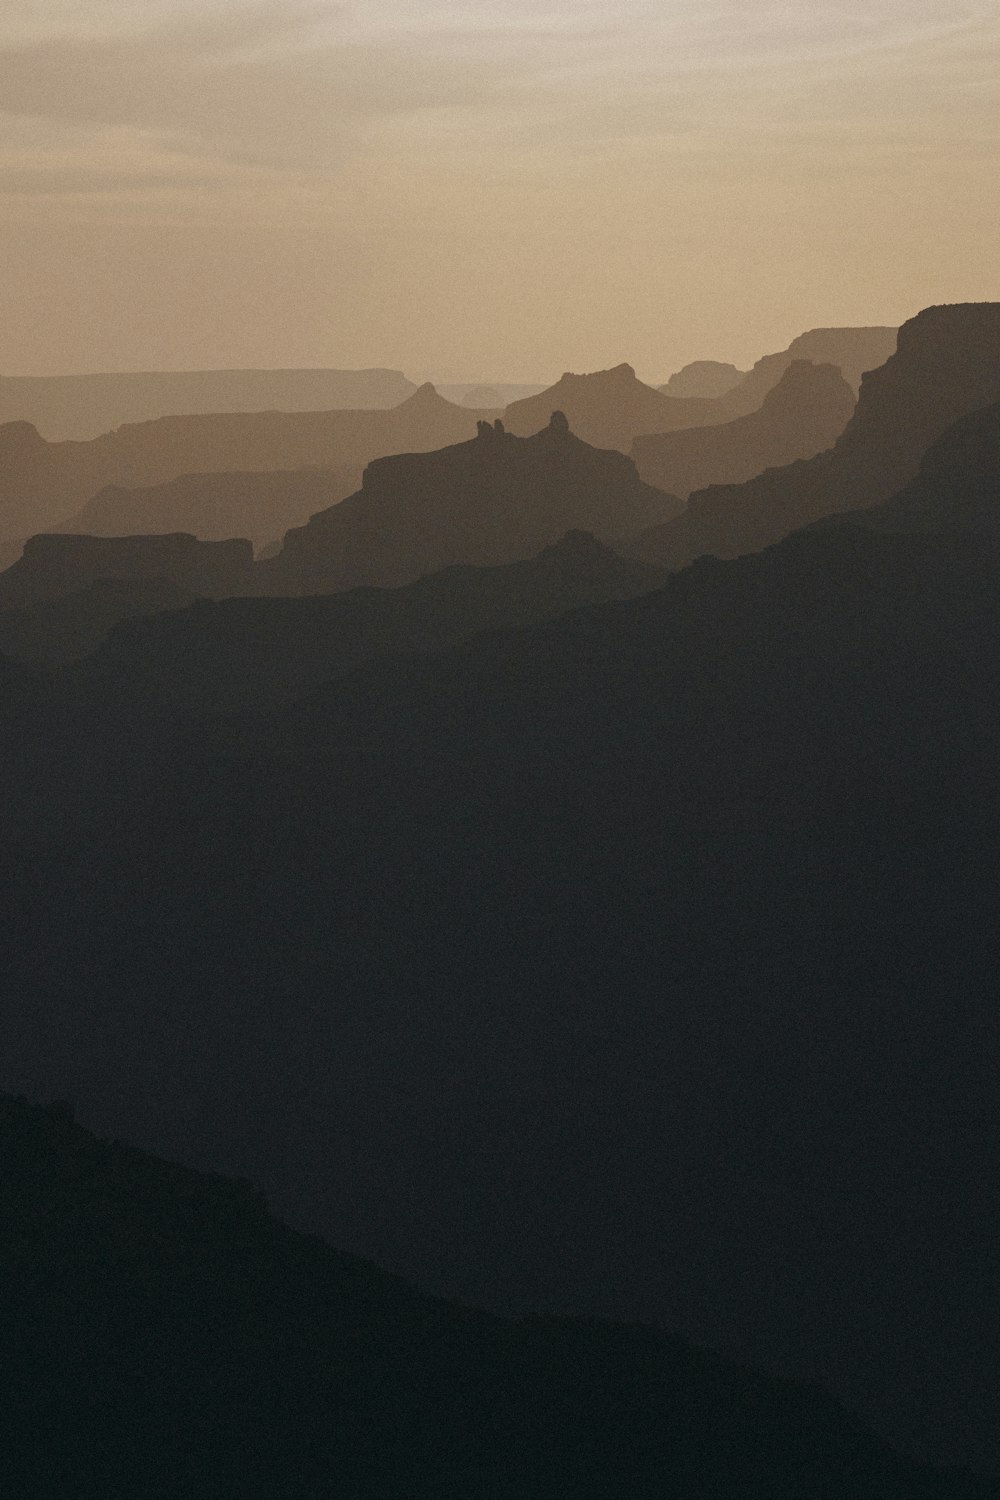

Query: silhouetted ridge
[
  {"left": 633, "top": 360, "right": 856, "bottom": 498},
  {"left": 630, "top": 302, "right": 1000, "bottom": 568},
  {"left": 262, "top": 416, "right": 681, "bottom": 595},
  {"left": 0, "top": 577, "right": 197, "bottom": 667}
]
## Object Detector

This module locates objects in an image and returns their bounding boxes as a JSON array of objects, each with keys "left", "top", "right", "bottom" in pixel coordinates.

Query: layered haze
[{"left": 2, "top": 0, "right": 998, "bottom": 377}]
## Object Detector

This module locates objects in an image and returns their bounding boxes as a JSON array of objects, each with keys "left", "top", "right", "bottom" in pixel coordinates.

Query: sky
[{"left": 1, "top": 0, "right": 998, "bottom": 381}]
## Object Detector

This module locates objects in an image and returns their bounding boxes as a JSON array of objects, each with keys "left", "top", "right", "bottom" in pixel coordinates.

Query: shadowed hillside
[
  {"left": 0, "top": 1092, "right": 982, "bottom": 1499},
  {"left": 633, "top": 361, "right": 856, "bottom": 498},
  {"left": 631, "top": 303, "right": 1000, "bottom": 568},
  {"left": 71, "top": 531, "right": 668, "bottom": 711}
]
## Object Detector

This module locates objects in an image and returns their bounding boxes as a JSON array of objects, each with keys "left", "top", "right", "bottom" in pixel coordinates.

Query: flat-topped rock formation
[
  {"left": 633, "top": 361, "right": 857, "bottom": 498},
  {"left": 718, "top": 325, "right": 899, "bottom": 416},
  {"left": 0, "top": 384, "right": 498, "bottom": 544},
  {"left": 630, "top": 303, "right": 1000, "bottom": 569},
  {"left": 0, "top": 367, "right": 417, "bottom": 441},
  {"left": 55, "top": 467, "right": 362, "bottom": 555},
  {"left": 0, "top": 532, "right": 253, "bottom": 610},
  {"left": 262, "top": 412, "right": 682, "bottom": 596}
]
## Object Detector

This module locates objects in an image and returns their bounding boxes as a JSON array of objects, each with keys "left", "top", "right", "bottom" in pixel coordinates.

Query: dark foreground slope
[
  {"left": 632, "top": 302, "right": 1000, "bottom": 568},
  {"left": 4, "top": 502, "right": 1000, "bottom": 1468},
  {"left": 72, "top": 531, "right": 667, "bottom": 711},
  {"left": 632, "top": 361, "right": 856, "bottom": 497},
  {"left": 263, "top": 413, "right": 681, "bottom": 594},
  {"left": 2, "top": 1094, "right": 980, "bottom": 1500}
]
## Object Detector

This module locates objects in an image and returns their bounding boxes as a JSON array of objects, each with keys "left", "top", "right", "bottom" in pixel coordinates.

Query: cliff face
[
  {"left": 0, "top": 384, "right": 496, "bottom": 544},
  {"left": 263, "top": 413, "right": 682, "bottom": 595},
  {"left": 633, "top": 361, "right": 856, "bottom": 498},
  {"left": 630, "top": 303, "right": 1000, "bottom": 569}
]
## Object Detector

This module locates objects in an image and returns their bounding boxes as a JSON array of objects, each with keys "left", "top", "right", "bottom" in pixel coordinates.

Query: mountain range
[
  {"left": 0, "top": 383, "right": 499, "bottom": 544},
  {"left": 632, "top": 359, "right": 856, "bottom": 497},
  {"left": 631, "top": 302, "right": 1000, "bottom": 567}
]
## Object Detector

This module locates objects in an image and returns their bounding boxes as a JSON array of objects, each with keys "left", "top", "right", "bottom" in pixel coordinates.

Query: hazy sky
[{"left": 2, "top": 0, "right": 998, "bottom": 379}]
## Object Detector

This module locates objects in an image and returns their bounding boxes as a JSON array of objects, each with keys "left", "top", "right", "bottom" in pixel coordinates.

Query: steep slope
[
  {"left": 262, "top": 413, "right": 682, "bottom": 595},
  {"left": 0, "top": 367, "right": 417, "bottom": 441},
  {"left": 631, "top": 302, "right": 1000, "bottom": 568},
  {"left": 0, "top": 384, "right": 497, "bottom": 544},
  {"left": 633, "top": 361, "right": 856, "bottom": 498},
  {"left": 1, "top": 1093, "right": 979, "bottom": 1500},
  {"left": 503, "top": 364, "right": 728, "bottom": 449},
  {"left": 74, "top": 531, "right": 668, "bottom": 712},
  {"left": 719, "top": 325, "right": 898, "bottom": 415},
  {"left": 55, "top": 467, "right": 362, "bottom": 553}
]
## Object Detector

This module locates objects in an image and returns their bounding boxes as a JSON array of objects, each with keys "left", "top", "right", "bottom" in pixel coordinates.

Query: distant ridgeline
[{"left": 0, "top": 367, "right": 418, "bottom": 440}]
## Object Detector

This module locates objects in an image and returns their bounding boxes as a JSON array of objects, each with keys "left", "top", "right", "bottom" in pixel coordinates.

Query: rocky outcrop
[
  {"left": 263, "top": 411, "right": 682, "bottom": 596},
  {"left": 633, "top": 361, "right": 856, "bottom": 498}
]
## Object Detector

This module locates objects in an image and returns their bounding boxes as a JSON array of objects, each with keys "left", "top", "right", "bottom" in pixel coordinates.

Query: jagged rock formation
[
  {"left": 0, "top": 367, "right": 417, "bottom": 441},
  {"left": 0, "top": 532, "right": 253, "bottom": 610},
  {"left": 54, "top": 467, "right": 362, "bottom": 554},
  {"left": 661, "top": 360, "right": 746, "bottom": 399},
  {"left": 630, "top": 303, "right": 1000, "bottom": 568},
  {"left": 633, "top": 361, "right": 856, "bottom": 498},
  {"left": 262, "top": 412, "right": 682, "bottom": 595},
  {"left": 503, "top": 364, "right": 728, "bottom": 451},
  {"left": 0, "top": 384, "right": 498, "bottom": 544},
  {"left": 1, "top": 1093, "right": 980, "bottom": 1499},
  {"left": 72, "top": 531, "right": 668, "bottom": 712}
]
